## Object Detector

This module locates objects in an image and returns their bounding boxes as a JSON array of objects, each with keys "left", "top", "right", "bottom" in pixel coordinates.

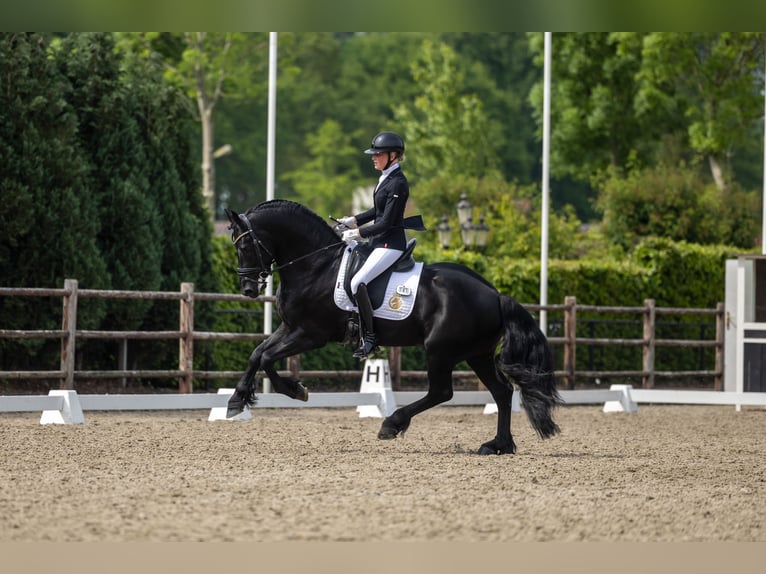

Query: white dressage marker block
[
  {"left": 357, "top": 358, "right": 396, "bottom": 418},
  {"left": 208, "top": 388, "right": 252, "bottom": 421},
  {"left": 483, "top": 392, "right": 521, "bottom": 415},
  {"left": 40, "top": 390, "right": 85, "bottom": 425},
  {"left": 603, "top": 384, "right": 638, "bottom": 413}
]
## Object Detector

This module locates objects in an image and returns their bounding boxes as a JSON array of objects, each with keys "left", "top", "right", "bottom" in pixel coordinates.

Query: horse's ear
[{"left": 224, "top": 208, "right": 237, "bottom": 225}]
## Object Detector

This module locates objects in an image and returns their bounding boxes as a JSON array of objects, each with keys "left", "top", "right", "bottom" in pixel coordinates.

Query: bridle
[
  {"left": 233, "top": 213, "right": 275, "bottom": 293},
  {"left": 231, "top": 212, "right": 345, "bottom": 293}
]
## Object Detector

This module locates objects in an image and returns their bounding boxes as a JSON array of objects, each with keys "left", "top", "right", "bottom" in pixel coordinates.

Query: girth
[{"left": 343, "top": 238, "right": 417, "bottom": 309}]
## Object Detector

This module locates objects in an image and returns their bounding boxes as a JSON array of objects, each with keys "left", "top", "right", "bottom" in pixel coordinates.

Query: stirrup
[{"left": 353, "top": 335, "right": 378, "bottom": 358}]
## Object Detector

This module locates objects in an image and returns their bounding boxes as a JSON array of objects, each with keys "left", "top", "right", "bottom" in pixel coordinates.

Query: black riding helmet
[{"left": 364, "top": 131, "right": 405, "bottom": 155}]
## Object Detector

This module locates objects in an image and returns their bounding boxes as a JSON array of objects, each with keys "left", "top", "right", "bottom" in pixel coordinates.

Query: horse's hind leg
[
  {"left": 379, "top": 357, "right": 455, "bottom": 440},
  {"left": 467, "top": 354, "right": 517, "bottom": 455}
]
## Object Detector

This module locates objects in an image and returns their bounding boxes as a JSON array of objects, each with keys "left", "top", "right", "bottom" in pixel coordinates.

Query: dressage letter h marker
[
  {"left": 367, "top": 364, "right": 382, "bottom": 383},
  {"left": 357, "top": 358, "right": 396, "bottom": 418}
]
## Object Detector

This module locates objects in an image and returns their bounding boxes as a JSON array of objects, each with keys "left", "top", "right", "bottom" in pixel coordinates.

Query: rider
[{"left": 338, "top": 131, "right": 409, "bottom": 359}]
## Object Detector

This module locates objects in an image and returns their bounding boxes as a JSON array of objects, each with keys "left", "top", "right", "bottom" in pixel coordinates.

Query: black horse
[{"left": 225, "top": 199, "right": 562, "bottom": 455}]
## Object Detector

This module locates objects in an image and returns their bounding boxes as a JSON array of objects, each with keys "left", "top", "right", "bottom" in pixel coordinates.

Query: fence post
[
  {"left": 60, "top": 278, "right": 78, "bottom": 390},
  {"left": 389, "top": 347, "right": 402, "bottom": 391},
  {"left": 179, "top": 282, "right": 194, "bottom": 394},
  {"left": 563, "top": 296, "right": 576, "bottom": 389},
  {"left": 118, "top": 338, "right": 128, "bottom": 388},
  {"left": 714, "top": 301, "right": 724, "bottom": 391},
  {"left": 642, "top": 298, "right": 655, "bottom": 389}
]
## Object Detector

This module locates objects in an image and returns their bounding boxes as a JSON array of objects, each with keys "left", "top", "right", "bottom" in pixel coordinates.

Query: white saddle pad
[{"left": 333, "top": 244, "right": 423, "bottom": 321}]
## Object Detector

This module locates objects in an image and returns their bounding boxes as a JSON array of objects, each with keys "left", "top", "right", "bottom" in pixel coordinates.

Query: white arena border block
[
  {"left": 602, "top": 384, "right": 638, "bottom": 413},
  {"left": 357, "top": 358, "right": 396, "bottom": 418},
  {"left": 482, "top": 392, "right": 521, "bottom": 415},
  {"left": 208, "top": 388, "right": 252, "bottom": 421},
  {"left": 40, "top": 390, "right": 86, "bottom": 425}
]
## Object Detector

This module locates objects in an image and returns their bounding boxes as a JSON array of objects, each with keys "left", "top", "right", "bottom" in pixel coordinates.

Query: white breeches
[{"left": 350, "top": 247, "right": 404, "bottom": 294}]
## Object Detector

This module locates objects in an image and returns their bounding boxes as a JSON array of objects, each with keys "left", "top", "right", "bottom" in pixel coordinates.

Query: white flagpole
[
  {"left": 762, "top": 49, "right": 765, "bottom": 254},
  {"left": 263, "top": 32, "right": 278, "bottom": 392},
  {"left": 540, "top": 32, "right": 552, "bottom": 333}
]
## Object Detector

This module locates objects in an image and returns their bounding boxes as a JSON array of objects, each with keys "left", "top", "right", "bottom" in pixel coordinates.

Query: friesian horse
[{"left": 225, "top": 200, "right": 562, "bottom": 455}]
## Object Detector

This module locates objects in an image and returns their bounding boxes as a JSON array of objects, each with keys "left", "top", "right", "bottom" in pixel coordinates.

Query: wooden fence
[{"left": 0, "top": 279, "right": 725, "bottom": 393}]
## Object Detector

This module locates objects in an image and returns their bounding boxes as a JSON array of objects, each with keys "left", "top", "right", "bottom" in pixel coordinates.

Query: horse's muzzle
[{"left": 240, "top": 278, "right": 260, "bottom": 298}]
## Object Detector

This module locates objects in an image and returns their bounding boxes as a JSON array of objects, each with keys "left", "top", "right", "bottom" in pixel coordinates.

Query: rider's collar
[{"left": 380, "top": 163, "right": 400, "bottom": 179}]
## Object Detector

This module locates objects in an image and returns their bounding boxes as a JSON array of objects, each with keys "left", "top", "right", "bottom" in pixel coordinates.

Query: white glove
[
  {"left": 338, "top": 216, "right": 357, "bottom": 229},
  {"left": 342, "top": 228, "right": 361, "bottom": 242}
]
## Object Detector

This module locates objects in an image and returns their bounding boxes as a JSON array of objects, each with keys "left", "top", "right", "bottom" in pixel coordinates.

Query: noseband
[{"left": 233, "top": 213, "right": 275, "bottom": 293}]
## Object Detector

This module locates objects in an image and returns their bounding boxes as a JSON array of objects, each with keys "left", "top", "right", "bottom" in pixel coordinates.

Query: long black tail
[{"left": 496, "top": 295, "right": 563, "bottom": 439}]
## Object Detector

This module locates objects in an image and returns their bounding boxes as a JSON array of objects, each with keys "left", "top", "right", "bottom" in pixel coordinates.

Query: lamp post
[
  {"left": 456, "top": 192, "right": 472, "bottom": 225},
  {"left": 474, "top": 215, "right": 490, "bottom": 248},
  {"left": 437, "top": 215, "right": 452, "bottom": 249},
  {"left": 437, "top": 194, "right": 490, "bottom": 249}
]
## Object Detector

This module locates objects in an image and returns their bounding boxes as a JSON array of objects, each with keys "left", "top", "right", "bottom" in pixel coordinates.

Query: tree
[
  {"left": 636, "top": 32, "right": 766, "bottom": 191},
  {"left": 54, "top": 32, "right": 163, "bottom": 329},
  {"left": 439, "top": 33, "right": 540, "bottom": 183},
  {"left": 393, "top": 39, "right": 500, "bottom": 183},
  {"left": 118, "top": 43, "right": 219, "bottom": 373},
  {"left": 118, "top": 32, "right": 268, "bottom": 218},
  {"left": 528, "top": 33, "right": 669, "bottom": 183},
  {"left": 0, "top": 33, "right": 107, "bottom": 293},
  {"left": 274, "top": 33, "right": 424, "bottom": 202},
  {"left": 0, "top": 32, "right": 108, "bottom": 367},
  {"left": 596, "top": 163, "right": 762, "bottom": 249},
  {"left": 282, "top": 119, "right": 365, "bottom": 216}
]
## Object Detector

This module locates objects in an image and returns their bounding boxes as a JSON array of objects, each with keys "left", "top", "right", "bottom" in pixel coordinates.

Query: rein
[{"left": 233, "top": 213, "right": 344, "bottom": 292}]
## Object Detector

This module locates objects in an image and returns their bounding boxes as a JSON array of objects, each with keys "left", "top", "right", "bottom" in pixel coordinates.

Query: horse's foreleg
[
  {"left": 258, "top": 324, "right": 329, "bottom": 401},
  {"left": 378, "top": 359, "right": 455, "bottom": 440},
  {"left": 468, "top": 354, "right": 517, "bottom": 455},
  {"left": 227, "top": 343, "right": 265, "bottom": 418}
]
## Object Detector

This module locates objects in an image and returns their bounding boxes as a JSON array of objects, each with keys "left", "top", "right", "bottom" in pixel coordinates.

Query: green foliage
[
  {"left": 55, "top": 33, "right": 163, "bottom": 329},
  {"left": 527, "top": 32, "right": 766, "bottom": 217},
  {"left": 0, "top": 33, "right": 108, "bottom": 367},
  {"left": 596, "top": 163, "right": 762, "bottom": 250},
  {"left": 394, "top": 40, "right": 500, "bottom": 183},
  {"left": 528, "top": 32, "right": 663, "bottom": 182},
  {"left": 438, "top": 33, "right": 540, "bottom": 184},
  {"left": 631, "top": 238, "right": 742, "bottom": 308},
  {"left": 282, "top": 119, "right": 366, "bottom": 216},
  {"left": 412, "top": 174, "right": 584, "bottom": 261},
  {"left": 0, "top": 33, "right": 215, "bottom": 379},
  {"left": 0, "top": 33, "right": 108, "bottom": 325},
  {"left": 637, "top": 33, "right": 766, "bottom": 188}
]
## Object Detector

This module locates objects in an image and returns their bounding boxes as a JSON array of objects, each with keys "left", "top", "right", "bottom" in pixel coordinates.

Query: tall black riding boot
[{"left": 353, "top": 283, "right": 378, "bottom": 358}]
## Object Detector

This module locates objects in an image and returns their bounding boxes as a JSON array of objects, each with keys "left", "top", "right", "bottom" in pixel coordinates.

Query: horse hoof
[
  {"left": 377, "top": 426, "right": 399, "bottom": 440},
  {"left": 478, "top": 440, "right": 516, "bottom": 455},
  {"left": 296, "top": 383, "right": 309, "bottom": 402}
]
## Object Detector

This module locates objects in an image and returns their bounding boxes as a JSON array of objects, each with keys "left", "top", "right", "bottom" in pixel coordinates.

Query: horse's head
[{"left": 225, "top": 208, "right": 275, "bottom": 298}]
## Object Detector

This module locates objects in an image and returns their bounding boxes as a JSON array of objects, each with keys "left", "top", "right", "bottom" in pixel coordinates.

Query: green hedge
[{"left": 204, "top": 235, "right": 746, "bottom": 387}]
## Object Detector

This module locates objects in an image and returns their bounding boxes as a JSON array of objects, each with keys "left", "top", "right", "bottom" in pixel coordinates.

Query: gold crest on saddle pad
[{"left": 388, "top": 294, "right": 403, "bottom": 310}]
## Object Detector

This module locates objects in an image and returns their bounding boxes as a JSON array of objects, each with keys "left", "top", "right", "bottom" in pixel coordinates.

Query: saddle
[{"left": 343, "top": 238, "right": 417, "bottom": 309}]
